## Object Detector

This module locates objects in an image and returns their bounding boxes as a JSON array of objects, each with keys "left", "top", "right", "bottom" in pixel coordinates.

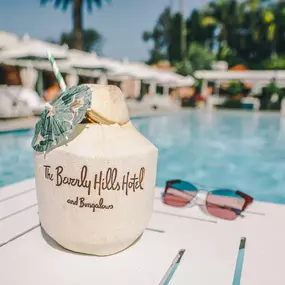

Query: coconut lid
[{"left": 85, "top": 84, "right": 130, "bottom": 125}]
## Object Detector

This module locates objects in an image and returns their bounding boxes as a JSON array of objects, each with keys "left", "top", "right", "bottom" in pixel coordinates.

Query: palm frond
[
  {"left": 142, "top": 32, "right": 152, "bottom": 42},
  {"left": 253, "top": 29, "right": 260, "bottom": 41},
  {"left": 263, "top": 9, "right": 275, "bottom": 24},
  {"left": 93, "top": 0, "right": 102, "bottom": 8},
  {"left": 40, "top": 0, "right": 52, "bottom": 5},
  {"left": 40, "top": 0, "right": 70, "bottom": 10},
  {"left": 54, "top": 0, "right": 62, "bottom": 8},
  {"left": 267, "top": 23, "right": 276, "bottom": 41},
  {"left": 201, "top": 16, "right": 217, "bottom": 27},
  {"left": 87, "top": 0, "right": 93, "bottom": 12},
  {"left": 86, "top": 0, "right": 109, "bottom": 12},
  {"left": 62, "top": 0, "right": 71, "bottom": 10}
]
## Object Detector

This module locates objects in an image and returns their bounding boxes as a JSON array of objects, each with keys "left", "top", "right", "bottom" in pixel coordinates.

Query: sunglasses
[{"left": 163, "top": 180, "right": 254, "bottom": 220}]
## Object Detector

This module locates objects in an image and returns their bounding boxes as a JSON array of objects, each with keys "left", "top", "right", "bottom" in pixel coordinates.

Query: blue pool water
[{"left": 1, "top": 110, "right": 285, "bottom": 204}]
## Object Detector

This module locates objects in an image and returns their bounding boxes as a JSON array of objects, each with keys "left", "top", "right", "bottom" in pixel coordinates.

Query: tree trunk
[{"left": 73, "top": 0, "right": 83, "bottom": 50}]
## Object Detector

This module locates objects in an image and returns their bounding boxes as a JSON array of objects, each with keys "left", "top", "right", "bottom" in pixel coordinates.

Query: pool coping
[{"left": 1, "top": 108, "right": 283, "bottom": 133}]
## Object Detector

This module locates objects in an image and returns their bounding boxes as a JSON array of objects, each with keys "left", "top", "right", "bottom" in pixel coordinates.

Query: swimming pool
[{"left": 1, "top": 110, "right": 285, "bottom": 204}]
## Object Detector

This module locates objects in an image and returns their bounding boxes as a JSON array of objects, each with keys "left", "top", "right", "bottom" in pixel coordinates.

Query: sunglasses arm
[
  {"left": 236, "top": 191, "right": 254, "bottom": 210},
  {"left": 205, "top": 201, "right": 245, "bottom": 217}
]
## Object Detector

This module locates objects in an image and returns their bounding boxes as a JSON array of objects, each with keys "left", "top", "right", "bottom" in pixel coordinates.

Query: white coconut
[
  {"left": 86, "top": 84, "right": 130, "bottom": 125},
  {"left": 34, "top": 84, "right": 158, "bottom": 255}
]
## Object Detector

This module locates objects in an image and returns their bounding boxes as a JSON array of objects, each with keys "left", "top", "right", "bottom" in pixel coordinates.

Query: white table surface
[{"left": 1, "top": 178, "right": 285, "bottom": 285}]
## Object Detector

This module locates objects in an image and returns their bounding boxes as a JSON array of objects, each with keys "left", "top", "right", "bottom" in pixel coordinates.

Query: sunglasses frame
[{"left": 164, "top": 179, "right": 254, "bottom": 218}]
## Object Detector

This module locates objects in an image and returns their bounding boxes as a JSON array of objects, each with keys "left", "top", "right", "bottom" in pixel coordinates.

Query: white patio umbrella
[
  {"left": 176, "top": 75, "right": 195, "bottom": 87},
  {"left": 148, "top": 82, "right": 157, "bottom": 96},
  {"left": 0, "top": 58, "right": 72, "bottom": 74},
  {"left": 97, "top": 73, "right": 108, "bottom": 85},
  {"left": 155, "top": 72, "right": 194, "bottom": 87},
  {"left": 68, "top": 50, "right": 119, "bottom": 72},
  {"left": 105, "top": 60, "right": 150, "bottom": 80},
  {"left": 134, "top": 80, "right": 141, "bottom": 98},
  {"left": 163, "top": 85, "right": 170, "bottom": 96},
  {"left": 194, "top": 70, "right": 285, "bottom": 81},
  {"left": 0, "top": 37, "right": 68, "bottom": 60},
  {"left": 65, "top": 72, "right": 79, "bottom": 88},
  {"left": 19, "top": 64, "right": 38, "bottom": 89},
  {"left": 0, "top": 31, "right": 19, "bottom": 50}
]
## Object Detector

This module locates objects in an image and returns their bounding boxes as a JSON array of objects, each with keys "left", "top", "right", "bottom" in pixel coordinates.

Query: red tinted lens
[
  {"left": 163, "top": 187, "right": 197, "bottom": 207},
  {"left": 206, "top": 190, "right": 245, "bottom": 220}
]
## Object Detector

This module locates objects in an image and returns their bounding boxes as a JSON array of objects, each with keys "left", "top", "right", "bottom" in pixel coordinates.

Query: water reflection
[
  {"left": 1, "top": 111, "right": 285, "bottom": 204},
  {"left": 0, "top": 129, "right": 34, "bottom": 187},
  {"left": 133, "top": 111, "right": 285, "bottom": 204}
]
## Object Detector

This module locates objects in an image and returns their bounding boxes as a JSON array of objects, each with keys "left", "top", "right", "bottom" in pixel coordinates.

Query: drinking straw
[
  {"left": 45, "top": 51, "right": 68, "bottom": 152},
  {"left": 47, "top": 51, "right": 67, "bottom": 91},
  {"left": 232, "top": 237, "right": 246, "bottom": 285},
  {"left": 159, "top": 249, "right": 186, "bottom": 285}
]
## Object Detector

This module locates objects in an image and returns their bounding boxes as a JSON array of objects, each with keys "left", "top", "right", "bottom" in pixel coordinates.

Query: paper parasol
[{"left": 32, "top": 85, "right": 92, "bottom": 153}]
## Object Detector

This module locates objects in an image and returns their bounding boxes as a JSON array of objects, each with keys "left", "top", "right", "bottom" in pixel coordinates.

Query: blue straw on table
[
  {"left": 159, "top": 249, "right": 186, "bottom": 285},
  {"left": 233, "top": 237, "right": 246, "bottom": 285}
]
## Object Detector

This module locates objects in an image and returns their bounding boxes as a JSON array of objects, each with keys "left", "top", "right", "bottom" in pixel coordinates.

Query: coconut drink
[{"left": 32, "top": 82, "right": 158, "bottom": 256}]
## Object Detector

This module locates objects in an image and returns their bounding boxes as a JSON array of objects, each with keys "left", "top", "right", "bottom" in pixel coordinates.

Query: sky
[{"left": 0, "top": 0, "right": 209, "bottom": 61}]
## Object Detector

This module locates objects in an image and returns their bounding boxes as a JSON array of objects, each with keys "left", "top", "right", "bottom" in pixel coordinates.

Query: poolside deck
[
  {"left": 0, "top": 116, "right": 39, "bottom": 132},
  {"left": 1, "top": 178, "right": 284, "bottom": 284},
  {"left": 0, "top": 105, "right": 190, "bottom": 132}
]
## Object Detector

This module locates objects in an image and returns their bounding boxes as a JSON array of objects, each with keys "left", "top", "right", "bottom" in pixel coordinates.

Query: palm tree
[
  {"left": 200, "top": 0, "right": 242, "bottom": 55},
  {"left": 241, "top": 0, "right": 278, "bottom": 56},
  {"left": 142, "top": 7, "right": 172, "bottom": 63},
  {"left": 273, "top": 1, "right": 285, "bottom": 55},
  {"left": 40, "top": 0, "right": 108, "bottom": 50}
]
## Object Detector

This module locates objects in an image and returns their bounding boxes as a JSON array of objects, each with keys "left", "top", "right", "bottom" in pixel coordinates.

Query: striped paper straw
[{"left": 47, "top": 51, "right": 67, "bottom": 91}]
